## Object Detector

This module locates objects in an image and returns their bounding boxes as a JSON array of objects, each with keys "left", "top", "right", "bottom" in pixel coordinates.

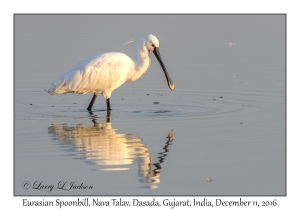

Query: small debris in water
[
  {"left": 206, "top": 178, "right": 212, "bottom": 182},
  {"left": 212, "top": 98, "right": 216, "bottom": 101},
  {"left": 30, "top": 104, "right": 32, "bottom": 105},
  {"left": 153, "top": 102, "right": 159, "bottom": 104},
  {"left": 52, "top": 106, "right": 54, "bottom": 107},
  {"left": 240, "top": 122, "right": 243, "bottom": 124},
  {"left": 220, "top": 96, "right": 223, "bottom": 98},
  {"left": 147, "top": 94, "right": 149, "bottom": 96},
  {"left": 74, "top": 103, "right": 76, "bottom": 104}
]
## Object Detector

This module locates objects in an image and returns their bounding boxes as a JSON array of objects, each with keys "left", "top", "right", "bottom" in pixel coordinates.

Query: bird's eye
[{"left": 152, "top": 44, "right": 155, "bottom": 47}]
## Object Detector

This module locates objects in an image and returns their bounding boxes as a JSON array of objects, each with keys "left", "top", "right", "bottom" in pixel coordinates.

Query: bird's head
[{"left": 144, "top": 34, "right": 160, "bottom": 51}]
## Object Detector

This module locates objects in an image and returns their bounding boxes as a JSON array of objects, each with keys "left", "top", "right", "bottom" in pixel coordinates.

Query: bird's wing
[
  {"left": 48, "top": 53, "right": 134, "bottom": 96},
  {"left": 48, "top": 53, "right": 103, "bottom": 95}
]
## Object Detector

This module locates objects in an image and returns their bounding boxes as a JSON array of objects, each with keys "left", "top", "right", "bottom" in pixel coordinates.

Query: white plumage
[{"left": 48, "top": 34, "right": 174, "bottom": 111}]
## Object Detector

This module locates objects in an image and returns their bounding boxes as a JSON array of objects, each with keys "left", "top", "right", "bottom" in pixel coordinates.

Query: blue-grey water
[{"left": 14, "top": 14, "right": 285, "bottom": 196}]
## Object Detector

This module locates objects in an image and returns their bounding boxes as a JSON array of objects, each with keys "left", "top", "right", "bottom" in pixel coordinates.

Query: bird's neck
[{"left": 130, "top": 41, "right": 151, "bottom": 82}]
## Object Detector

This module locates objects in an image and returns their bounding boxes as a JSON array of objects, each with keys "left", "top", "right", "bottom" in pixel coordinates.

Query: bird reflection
[{"left": 48, "top": 112, "right": 174, "bottom": 185}]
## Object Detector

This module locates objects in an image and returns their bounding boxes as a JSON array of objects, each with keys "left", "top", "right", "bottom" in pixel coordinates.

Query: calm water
[{"left": 14, "top": 15, "right": 285, "bottom": 196}]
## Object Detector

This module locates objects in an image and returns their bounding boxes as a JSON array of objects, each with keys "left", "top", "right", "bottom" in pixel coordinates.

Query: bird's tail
[
  {"left": 47, "top": 83, "right": 59, "bottom": 96},
  {"left": 47, "top": 76, "right": 66, "bottom": 96}
]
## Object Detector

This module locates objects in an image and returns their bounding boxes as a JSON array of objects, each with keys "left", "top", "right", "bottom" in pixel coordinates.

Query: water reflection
[{"left": 48, "top": 112, "right": 174, "bottom": 186}]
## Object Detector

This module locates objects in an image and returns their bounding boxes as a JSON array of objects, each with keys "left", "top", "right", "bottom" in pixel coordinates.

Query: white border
[{"left": 3, "top": 0, "right": 297, "bottom": 209}]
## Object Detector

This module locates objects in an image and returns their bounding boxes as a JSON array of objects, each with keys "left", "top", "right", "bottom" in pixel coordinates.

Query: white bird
[{"left": 48, "top": 34, "right": 174, "bottom": 111}]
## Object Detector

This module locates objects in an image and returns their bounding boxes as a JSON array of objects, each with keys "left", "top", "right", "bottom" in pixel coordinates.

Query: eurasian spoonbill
[{"left": 48, "top": 34, "right": 174, "bottom": 111}]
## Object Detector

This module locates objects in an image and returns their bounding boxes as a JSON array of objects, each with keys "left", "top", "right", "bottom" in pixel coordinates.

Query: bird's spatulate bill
[{"left": 153, "top": 47, "right": 175, "bottom": 91}]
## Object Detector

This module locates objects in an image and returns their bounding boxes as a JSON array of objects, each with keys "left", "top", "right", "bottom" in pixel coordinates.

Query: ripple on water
[
  {"left": 122, "top": 88, "right": 284, "bottom": 121},
  {"left": 16, "top": 88, "right": 284, "bottom": 123}
]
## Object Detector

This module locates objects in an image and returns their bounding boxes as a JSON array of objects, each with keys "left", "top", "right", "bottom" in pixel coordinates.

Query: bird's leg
[
  {"left": 106, "top": 98, "right": 111, "bottom": 111},
  {"left": 87, "top": 94, "right": 97, "bottom": 111},
  {"left": 106, "top": 110, "right": 111, "bottom": 123}
]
